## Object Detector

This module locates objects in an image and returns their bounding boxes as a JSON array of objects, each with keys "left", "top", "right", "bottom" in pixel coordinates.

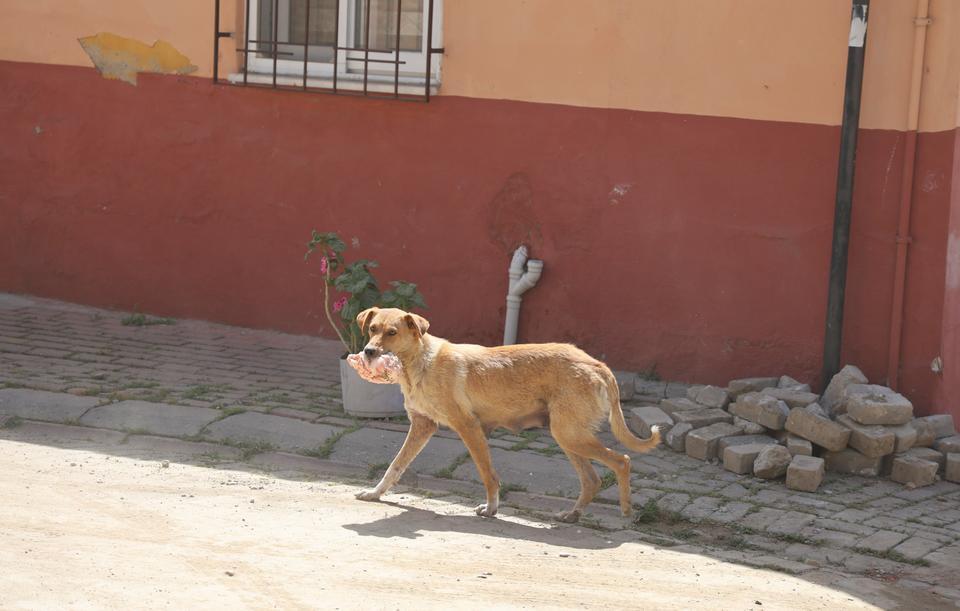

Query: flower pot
[{"left": 339, "top": 358, "right": 405, "bottom": 418}]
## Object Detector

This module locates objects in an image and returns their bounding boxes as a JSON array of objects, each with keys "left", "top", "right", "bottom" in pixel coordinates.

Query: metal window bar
[{"left": 213, "top": 0, "right": 442, "bottom": 102}]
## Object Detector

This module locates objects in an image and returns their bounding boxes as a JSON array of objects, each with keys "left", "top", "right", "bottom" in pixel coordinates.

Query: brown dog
[{"left": 353, "top": 307, "right": 661, "bottom": 523}]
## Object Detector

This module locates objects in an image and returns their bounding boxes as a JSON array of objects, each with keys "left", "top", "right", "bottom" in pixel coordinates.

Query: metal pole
[
  {"left": 214, "top": 0, "right": 222, "bottom": 83},
  {"left": 303, "top": 0, "right": 311, "bottom": 90},
  {"left": 822, "top": 0, "right": 870, "bottom": 388},
  {"left": 424, "top": 0, "right": 434, "bottom": 101}
]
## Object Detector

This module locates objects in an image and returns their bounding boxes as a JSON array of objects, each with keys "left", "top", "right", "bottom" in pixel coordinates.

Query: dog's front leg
[
  {"left": 452, "top": 418, "right": 500, "bottom": 518},
  {"left": 355, "top": 412, "right": 438, "bottom": 502}
]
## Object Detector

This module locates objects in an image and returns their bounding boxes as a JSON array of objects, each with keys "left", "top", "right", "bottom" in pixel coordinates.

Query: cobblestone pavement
[{"left": 2, "top": 293, "right": 960, "bottom": 607}]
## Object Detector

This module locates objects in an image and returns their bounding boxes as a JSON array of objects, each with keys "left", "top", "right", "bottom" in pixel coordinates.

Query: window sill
[{"left": 226, "top": 72, "right": 440, "bottom": 96}]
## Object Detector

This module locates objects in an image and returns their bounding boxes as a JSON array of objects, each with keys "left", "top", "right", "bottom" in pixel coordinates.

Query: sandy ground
[{"left": 0, "top": 437, "right": 940, "bottom": 610}]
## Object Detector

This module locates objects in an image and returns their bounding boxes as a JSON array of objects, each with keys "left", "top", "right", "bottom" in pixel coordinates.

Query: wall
[{"left": 0, "top": 1, "right": 958, "bottom": 416}]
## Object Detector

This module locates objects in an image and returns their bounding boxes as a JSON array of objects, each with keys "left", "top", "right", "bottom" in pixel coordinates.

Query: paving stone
[
  {"left": 706, "top": 501, "right": 753, "bottom": 524},
  {"left": 786, "top": 434, "right": 813, "bottom": 456},
  {"left": 832, "top": 508, "right": 876, "bottom": 523},
  {"left": 658, "top": 397, "right": 701, "bottom": 417},
  {"left": 947, "top": 453, "right": 960, "bottom": 483},
  {"left": 820, "top": 364, "right": 868, "bottom": 416},
  {"left": 685, "top": 422, "right": 742, "bottom": 461},
  {"left": 732, "top": 416, "right": 766, "bottom": 435},
  {"left": 0, "top": 388, "right": 100, "bottom": 422},
  {"left": 249, "top": 452, "right": 369, "bottom": 480},
  {"left": 692, "top": 385, "right": 730, "bottom": 409},
  {"left": 671, "top": 408, "right": 733, "bottom": 429},
  {"left": 786, "top": 406, "right": 851, "bottom": 452},
  {"left": 890, "top": 455, "right": 939, "bottom": 488},
  {"left": 613, "top": 370, "right": 637, "bottom": 401},
  {"left": 629, "top": 406, "right": 673, "bottom": 437},
  {"left": 888, "top": 422, "right": 919, "bottom": 453},
  {"left": 729, "top": 392, "right": 790, "bottom": 430},
  {"left": 813, "top": 517, "right": 877, "bottom": 537},
  {"left": 843, "top": 384, "right": 913, "bottom": 425},
  {"left": 786, "top": 455, "right": 825, "bottom": 492},
  {"left": 664, "top": 422, "right": 693, "bottom": 452},
  {"left": 892, "top": 536, "right": 943, "bottom": 560},
  {"left": 856, "top": 529, "right": 910, "bottom": 553},
  {"left": 836, "top": 414, "right": 895, "bottom": 458},
  {"left": 801, "top": 527, "right": 860, "bottom": 548},
  {"left": 122, "top": 434, "right": 244, "bottom": 460},
  {"left": 454, "top": 448, "right": 580, "bottom": 496},
  {"left": 2, "top": 420, "right": 126, "bottom": 445},
  {"left": 269, "top": 407, "right": 319, "bottom": 422},
  {"left": 727, "top": 377, "right": 779, "bottom": 398},
  {"left": 655, "top": 492, "right": 690, "bottom": 514},
  {"left": 753, "top": 445, "right": 791, "bottom": 479},
  {"left": 679, "top": 496, "right": 722, "bottom": 522},
  {"left": 934, "top": 435, "right": 960, "bottom": 454},
  {"left": 784, "top": 543, "right": 849, "bottom": 567},
  {"left": 914, "top": 414, "right": 957, "bottom": 439},
  {"left": 722, "top": 443, "right": 771, "bottom": 475},
  {"left": 760, "top": 387, "right": 819, "bottom": 409},
  {"left": 80, "top": 401, "right": 221, "bottom": 437},
  {"left": 329, "top": 427, "right": 468, "bottom": 475},
  {"left": 203, "top": 412, "right": 339, "bottom": 452},
  {"left": 718, "top": 482, "right": 749, "bottom": 498},
  {"left": 740, "top": 507, "right": 788, "bottom": 531},
  {"left": 823, "top": 448, "right": 882, "bottom": 476}
]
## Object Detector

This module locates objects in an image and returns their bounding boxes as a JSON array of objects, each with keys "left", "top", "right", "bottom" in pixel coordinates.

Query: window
[{"left": 215, "top": 0, "right": 443, "bottom": 101}]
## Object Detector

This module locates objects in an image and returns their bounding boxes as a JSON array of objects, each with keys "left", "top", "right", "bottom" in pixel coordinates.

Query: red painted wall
[{"left": 0, "top": 61, "right": 951, "bottom": 412}]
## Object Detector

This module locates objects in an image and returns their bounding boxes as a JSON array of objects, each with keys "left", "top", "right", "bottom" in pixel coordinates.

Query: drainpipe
[
  {"left": 821, "top": 0, "right": 870, "bottom": 389},
  {"left": 886, "top": 0, "right": 931, "bottom": 390},
  {"left": 503, "top": 245, "right": 544, "bottom": 345}
]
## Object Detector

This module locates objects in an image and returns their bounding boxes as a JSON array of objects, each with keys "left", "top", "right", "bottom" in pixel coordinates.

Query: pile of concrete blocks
[{"left": 628, "top": 366, "right": 959, "bottom": 493}]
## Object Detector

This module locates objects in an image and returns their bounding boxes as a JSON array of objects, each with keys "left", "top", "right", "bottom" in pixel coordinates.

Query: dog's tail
[{"left": 603, "top": 370, "right": 661, "bottom": 453}]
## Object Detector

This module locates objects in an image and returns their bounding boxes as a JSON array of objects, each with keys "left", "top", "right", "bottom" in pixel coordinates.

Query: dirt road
[{"left": 0, "top": 437, "right": 936, "bottom": 610}]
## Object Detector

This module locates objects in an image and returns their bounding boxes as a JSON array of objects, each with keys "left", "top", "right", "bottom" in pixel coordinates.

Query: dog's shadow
[{"left": 342, "top": 501, "right": 623, "bottom": 550}]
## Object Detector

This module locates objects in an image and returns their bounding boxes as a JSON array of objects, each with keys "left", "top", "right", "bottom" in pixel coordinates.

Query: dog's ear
[
  {"left": 404, "top": 313, "right": 430, "bottom": 337},
  {"left": 356, "top": 307, "right": 379, "bottom": 334}
]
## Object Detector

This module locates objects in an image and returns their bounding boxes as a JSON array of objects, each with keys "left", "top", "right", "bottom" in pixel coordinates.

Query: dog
[{"left": 353, "top": 307, "right": 661, "bottom": 523}]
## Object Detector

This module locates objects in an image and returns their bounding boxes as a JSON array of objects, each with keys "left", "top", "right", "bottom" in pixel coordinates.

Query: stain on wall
[{"left": 78, "top": 32, "right": 196, "bottom": 85}]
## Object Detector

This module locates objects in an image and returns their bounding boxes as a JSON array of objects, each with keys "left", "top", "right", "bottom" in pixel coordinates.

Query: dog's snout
[{"left": 364, "top": 347, "right": 377, "bottom": 357}]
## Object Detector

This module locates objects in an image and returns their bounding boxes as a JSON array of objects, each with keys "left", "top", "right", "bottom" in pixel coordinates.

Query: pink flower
[
  {"left": 332, "top": 296, "right": 347, "bottom": 312},
  {"left": 319, "top": 257, "right": 328, "bottom": 274}
]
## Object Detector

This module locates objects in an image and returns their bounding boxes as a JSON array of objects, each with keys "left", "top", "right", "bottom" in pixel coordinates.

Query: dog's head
[{"left": 357, "top": 307, "right": 429, "bottom": 361}]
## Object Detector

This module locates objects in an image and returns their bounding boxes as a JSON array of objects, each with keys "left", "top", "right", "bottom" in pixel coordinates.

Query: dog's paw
[
  {"left": 474, "top": 503, "right": 498, "bottom": 518},
  {"left": 555, "top": 509, "right": 581, "bottom": 524},
  {"left": 355, "top": 489, "right": 382, "bottom": 502}
]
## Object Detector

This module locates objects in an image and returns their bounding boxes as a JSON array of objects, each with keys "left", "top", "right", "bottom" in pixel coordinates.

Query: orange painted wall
[{"left": 2, "top": 1, "right": 959, "bottom": 131}]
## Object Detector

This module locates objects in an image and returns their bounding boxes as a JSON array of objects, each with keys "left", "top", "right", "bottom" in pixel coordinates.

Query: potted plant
[{"left": 305, "top": 230, "right": 427, "bottom": 418}]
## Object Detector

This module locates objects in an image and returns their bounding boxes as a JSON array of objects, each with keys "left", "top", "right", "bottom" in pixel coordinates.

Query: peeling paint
[{"left": 78, "top": 32, "right": 196, "bottom": 86}]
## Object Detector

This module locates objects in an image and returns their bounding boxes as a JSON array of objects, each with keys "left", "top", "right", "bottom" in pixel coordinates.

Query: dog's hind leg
[
  {"left": 554, "top": 448, "right": 602, "bottom": 523},
  {"left": 552, "top": 424, "right": 633, "bottom": 519},
  {"left": 450, "top": 417, "right": 500, "bottom": 517},
  {"left": 356, "top": 411, "right": 438, "bottom": 502}
]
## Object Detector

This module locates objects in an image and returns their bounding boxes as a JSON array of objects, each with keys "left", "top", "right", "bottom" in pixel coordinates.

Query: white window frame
[{"left": 245, "top": 0, "right": 442, "bottom": 84}]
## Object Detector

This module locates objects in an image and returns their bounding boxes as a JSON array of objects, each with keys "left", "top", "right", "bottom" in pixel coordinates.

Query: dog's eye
[
  {"left": 369, "top": 326, "right": 379, "bottom": 333},
  {"left": 387, "top": 329, "right": 397, "bottom": 336}
]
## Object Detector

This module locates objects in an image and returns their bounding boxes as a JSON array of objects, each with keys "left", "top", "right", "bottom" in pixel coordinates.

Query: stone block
[
  {"left": 760, "top": 388, "right": 819, "bottom": 409},
  {"left": 786, "top": 455, "right": 825, "bottom": 492},
  {"left": 659, "top": 397, "right": 701, "bottom": 417},
  {"left": 723, "top": 443, "right": 771, "bottom": 475},
  {"left": 732, "top": 416, "right": 766, "bottom": 435},
  {"left": 717, "top": 434, "right": 777, "bottom": 455},
  {"left": 685, "top": 422, "right": 743, "bottom": 461},
  {"left": 903, "top": 447, "right": 946, "bottom": 470},
  {"left": 888, "top": 423, "right": 918, "bottom": 454},
  {"left": 672, "top": 408, "right": 733, "bottom": 429},
  {"left": 890, "top": 456, "right": 939, "bottom": 488},
  {"left": 823, "top": 448, "right": 882, "bottom": 476},
  {"left": 913, "top": 414, "right": 956, "bottom": 439},
  {"left": 686, "top": 385, "right": 705, "bottom": 401},
  {"left": 778, "top": 375, "right": 811, "bottom": 392},
  {"left": 785, "top": 405, "right": 851, "bottom": 452},
  {"left": 911, "top": 418, "right": 937, "bottom": 448},
  {"left": 844, "top": 384, "right": 913, "bottom": 425},
  {"left": 614, "top": 370, "right": 637, "bottom": 401},
  {"left": 821, "top": 364, "right": 868, "bottom": 416},
  {"left": 836, "top": 414, "right": 895, "bottom": 458},
  {"left": 664, "top": 422, "right": 693, "bottom": 452},
  {"left": 629, "top": 406, "right": 673, "bottom": 437},
  {"left": 729, "top": 392, "right": 790, "bottom": 430},
  {"left": 693, "top": 385, "right": 730, "bottom": 409},
  {"left": 727, "top": 377, "right": 779, "bottom": 398},
  {"left": 946, "top": 453, "right": 960, "bottom": 484},
  {"left": 933, "top": 435, "right": 960, "bottom": 455},
  {"left": 753, "top": 445, "right": 792, "bottom": 479},
  {"left": 786, "top": 435, "right": 813, "bottom": 456}
]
